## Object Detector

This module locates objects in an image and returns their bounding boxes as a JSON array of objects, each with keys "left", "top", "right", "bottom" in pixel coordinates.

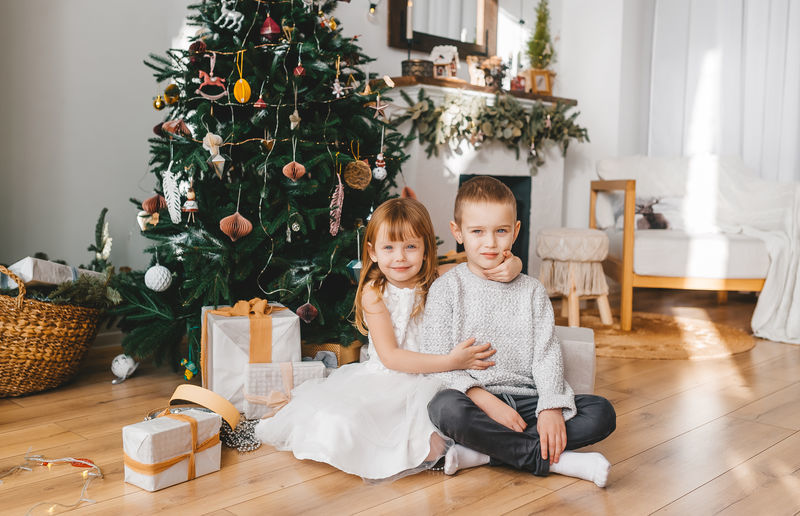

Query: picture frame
[{"left": 531, "top": 69, "right": 553, "bottom": 95}]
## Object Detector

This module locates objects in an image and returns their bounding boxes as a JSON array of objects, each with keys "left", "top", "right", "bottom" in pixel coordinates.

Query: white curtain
[{"left": 649, "top": 0, "right": 800, "bottom": 183}]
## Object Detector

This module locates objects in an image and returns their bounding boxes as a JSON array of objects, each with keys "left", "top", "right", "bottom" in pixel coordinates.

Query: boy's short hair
[{"left": 454, "top": 176, "right": 517, "bottom": 224}]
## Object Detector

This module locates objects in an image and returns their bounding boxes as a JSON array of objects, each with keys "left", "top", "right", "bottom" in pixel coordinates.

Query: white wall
[
  {"left": 0, "top": 0, "right": 191, "bottom": 269},
  {"left": 0, "top": 0, "right": 653, "bottom": 269}
]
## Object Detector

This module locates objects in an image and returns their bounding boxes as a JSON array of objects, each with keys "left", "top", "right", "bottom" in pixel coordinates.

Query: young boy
[{"left": 421, "top": 176, "right": 616, "bottom": 487}]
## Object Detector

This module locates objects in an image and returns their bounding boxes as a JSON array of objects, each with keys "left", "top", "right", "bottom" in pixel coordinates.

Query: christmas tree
[
  {"left": 114, "top": 0, "right": 406, "bottom": 368},
  {"left": 527, "top": 0, "right": 554, "bottom": 69}
]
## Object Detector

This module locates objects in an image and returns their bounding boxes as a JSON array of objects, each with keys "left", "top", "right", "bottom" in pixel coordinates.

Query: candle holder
[{"left": 401, "top": 59, "right": 434, "bottom": 78}]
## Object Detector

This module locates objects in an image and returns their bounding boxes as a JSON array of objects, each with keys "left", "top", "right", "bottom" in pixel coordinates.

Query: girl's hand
[
  {"left": 448, "top": 338, "right": 496, "bottom": 370},
  {"left": 483, "top": 251, "right": 522, "bottom": 282}
]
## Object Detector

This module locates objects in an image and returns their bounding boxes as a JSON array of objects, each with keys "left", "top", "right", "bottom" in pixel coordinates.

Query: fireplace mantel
[{"left": 386, "top": 80, "right": 573, "bottom": 276}]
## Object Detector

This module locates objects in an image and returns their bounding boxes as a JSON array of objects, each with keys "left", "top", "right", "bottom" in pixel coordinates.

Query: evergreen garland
[{"left": 395, "top": 88, "right": 589, "bottom": 171}]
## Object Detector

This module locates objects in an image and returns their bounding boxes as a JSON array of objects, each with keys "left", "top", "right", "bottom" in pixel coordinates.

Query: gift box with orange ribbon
[
  {"left": 122, "top": 385, "right": 239, "bottom": 492},
  {"left": 201, "top": 298, "right": 301, "bottom": 411},
  {"left": 243, "top": 361, "right": 325, "bottom": 419}
]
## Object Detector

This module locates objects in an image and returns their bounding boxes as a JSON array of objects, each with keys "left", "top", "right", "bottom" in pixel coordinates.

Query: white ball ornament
[
  {"left": 372, "top": 166, "right": 387, "bottom": 180},
  {"left": 145, "top": 264, "right": 172, "bottom": 292},
  {"left": 111, "top": 353, "right": 139, "bottom": 384}
]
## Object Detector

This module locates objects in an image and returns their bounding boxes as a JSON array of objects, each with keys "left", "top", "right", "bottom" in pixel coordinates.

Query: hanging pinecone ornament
[
  {"left": 145, "top": 264, "right": 172, "bottom": 291},
  {"left": 220, "top": 211, "right": 253, "bottom": 242},
  {"left": 372, "top": 153, "right": 387, "bottom": 180},
  {"left": 283, "top": 161, "right": 306, "bottom": 181},
  {"left": 343, "top": 159, "right": 371, "bottom": 190},
  {"left": 296, "top": 302, "right": 318, "bottom": 323},
  {"left": 142, "top": 194, "right": 167, "bottom": 214},
  {"left": 329, "top": 173, "right": 344, "bottom": 236}
]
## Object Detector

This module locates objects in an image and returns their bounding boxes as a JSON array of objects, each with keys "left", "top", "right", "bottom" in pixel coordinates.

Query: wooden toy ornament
[
  {"left": 182, "top": 182, "right": 199, "bottom": 223},
  {"left": 233, "top": 50, "right": 251, "bottom": 103},
  {"left": 196, "top": 52, "right": 227, "bottom": 101}
]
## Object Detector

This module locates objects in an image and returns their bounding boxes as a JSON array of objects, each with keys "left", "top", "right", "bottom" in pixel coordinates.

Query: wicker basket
[
  {"left": 0, "top": 265, "right": 101, "bottom": 397},
  {"left": 301, "top": 340, "right": 363, "bottom": 367}
]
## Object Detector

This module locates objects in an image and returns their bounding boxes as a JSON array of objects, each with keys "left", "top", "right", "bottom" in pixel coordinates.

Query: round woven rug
[{"left": 555, "top": 312, "right": 757, "bottom": 360}]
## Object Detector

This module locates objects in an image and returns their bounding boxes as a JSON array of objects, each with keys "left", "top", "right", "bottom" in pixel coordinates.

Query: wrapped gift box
[
  {"left": 201, "top": 300, "right": 301, "bottom": 411},
  {"left": 244, "top": 361, "right": 326, "bottom": 419},
  {"left": 123, "top": 408, "right": 221, "bottom": 492},
  {"left": 0, "top": 257, "right": 103, "bottom": 289}
]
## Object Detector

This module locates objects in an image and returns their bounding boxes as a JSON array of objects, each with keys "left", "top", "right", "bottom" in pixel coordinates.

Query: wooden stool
[{"left": 536, "top": 228, "right": 613, "bottom": 328}]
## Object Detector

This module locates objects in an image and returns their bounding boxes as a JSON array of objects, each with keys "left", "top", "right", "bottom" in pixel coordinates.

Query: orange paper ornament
[
  {"left": 282, "top": 161, "right": 306, "bottom": 181},
  {"left": 142, "top": 194, "right": 167, "bottom": 214},
  {"left": 219, "top": 211, "right": 253, "bottom": 242}
]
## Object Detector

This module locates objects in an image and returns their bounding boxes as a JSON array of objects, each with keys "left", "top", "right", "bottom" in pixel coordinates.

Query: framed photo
[{"left": 531, "top": 69, "right": 552, "bottom": 95}]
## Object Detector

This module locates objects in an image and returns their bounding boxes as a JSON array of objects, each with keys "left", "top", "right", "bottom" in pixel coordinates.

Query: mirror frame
[{"left": 387, "top": 0, "right": 498, "bottom": 58}]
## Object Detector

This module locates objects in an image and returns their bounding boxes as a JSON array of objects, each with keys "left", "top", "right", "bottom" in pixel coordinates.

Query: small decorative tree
[{"left": 527, "top": 0, "right": 554, "bottom": 70}]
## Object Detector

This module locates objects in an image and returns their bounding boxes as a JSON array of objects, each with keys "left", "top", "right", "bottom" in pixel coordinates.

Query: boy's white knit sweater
[{"left": 421, "top": 263, "right": 577, "bottom": 420}]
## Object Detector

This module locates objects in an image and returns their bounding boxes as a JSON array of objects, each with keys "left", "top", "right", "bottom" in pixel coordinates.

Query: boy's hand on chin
[{"left": 481, "top": 251, "right": 522, "bottom": 282}]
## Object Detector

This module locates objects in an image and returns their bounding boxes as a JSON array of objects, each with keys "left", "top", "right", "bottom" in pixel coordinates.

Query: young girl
[{"left": 255, "top": 197, "right": 520, "bottom": 481}]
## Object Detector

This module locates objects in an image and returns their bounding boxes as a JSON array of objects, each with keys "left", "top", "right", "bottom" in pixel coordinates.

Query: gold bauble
[
  {"left": 164, "top": 84, "right": 180, "bottom": 104},
  {"left": 153, "top": 95, "right": 165, "bottom": 110},
  {"left": 328, "top": 19, "right": 337, "bottom": 30}
]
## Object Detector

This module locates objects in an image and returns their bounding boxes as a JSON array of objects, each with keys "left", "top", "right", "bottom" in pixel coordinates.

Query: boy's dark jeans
[{"left": 428, "top": 389, "right": 616, "bottom": 476}]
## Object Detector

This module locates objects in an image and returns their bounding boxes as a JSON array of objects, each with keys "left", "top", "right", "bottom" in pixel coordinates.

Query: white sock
[
  {"left": 443, "top": 444, "right": 490, "bottom": 475},
  {"left": 548, "top": 451, "right": 611, "bottom": 487}
]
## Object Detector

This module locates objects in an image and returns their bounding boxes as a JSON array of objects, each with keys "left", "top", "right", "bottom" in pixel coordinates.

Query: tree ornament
[
  {"left": 196, "top": 52, "right": 227, "bottom": 101},
  {"left": 296, "top": 302, "right": 318, "bottom": 323},
  {"left": 329, "top": 172, "right": 344, "bottom": 235},
  {"left": 182, "top": 185, "right": 199, "bottom": 223},
  {"left": 282, "top": 23, "right": 295, "bottom": 42},
  {"left": 344, "top": 160, "right": 371, "bottom": 190},
  {"left": 332, "top": 77, "right": 344, "bottom": 98},
  {"left": 137, "top": 210, "right": 159, "bottom": 230},
  {"left": 260, "top": 14, "right": 281, "bottom": 42},
  {"left": 233, "top": 50, "right": 251, "bottom": 103},
  {"left": 294, "top": 65, "right": 305, "bottom": 77},
  {"left": 328, "top": 18, "right": 337, "bottom": 30},
  {"left": 164, "top": 83, "right": 180, "bottom": 104},
  {"left": 161, "top": 119, "right": 192, "bottom": 138},
  {"left": 142, "top": 194, "right": 167, "bottom": 214},
  {"left": 202, "top": 132, "right": 223, "bottom": 157},
  {"left": 291, "top": 220, "right": 301, "bottom": 232},
  {"left": 153, "top": 95, "right": 165, "bottom": 110},
  {"left": 262, "top": 137, "right": 275, "bottom": 151},
  {"left": 144, "top": 264, "right": 172, "bottom": 292},
  {"left": 210, "top": 154, "right": 226, "bottom": 179},
  {"left": 289, "top": 109, "right": 301, "bottom": 130},
  {"left": 220, "top": 187, "right": 253, "bottom": 242},
  {"left": 372, "top": 153, "right": 387, "bottom": 180},
  {"left": 347, "top": 227, "right": 363, "bottom": 283},
  {"left": 180, "top": 358, "right": 198, "bottom": 381},
  {"left": 283, "top": 161, "right": 306, "bottom": 181},
  {"left": 254, "top": 96, "right": 267, "bottom": 109},
  {"left": 188, "top": 40, "right": 207, "bottom": 65},
  {"left": 162, "top": 165, "right": 182, "bottom": 224},
  {"left": 369, "top": 93, "right": 388, "bottom": 119},
  {"left": 152, "top": 123, "right": 164, "bottom": 136},
  {"left": 111, "top": 353, "right": 139, "bottom": 383},
  {"left": 216, "top": 0, "right": 245, "bottom": 32}
]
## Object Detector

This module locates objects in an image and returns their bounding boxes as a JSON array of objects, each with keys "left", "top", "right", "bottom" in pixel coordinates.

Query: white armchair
[{"left": 588, "top": 155, "right": 770, "bottom": 331}]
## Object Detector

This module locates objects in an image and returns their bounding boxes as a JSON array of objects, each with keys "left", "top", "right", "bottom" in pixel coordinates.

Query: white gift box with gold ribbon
[
  {"left": 244, "top": 361, "right": 326, "bottom": 419},
  {"left": 201, "top": 299, "right": 301, "bottom": 411},
  {"left": 122, "top": 408, "right": 221, "bottom": 492}
]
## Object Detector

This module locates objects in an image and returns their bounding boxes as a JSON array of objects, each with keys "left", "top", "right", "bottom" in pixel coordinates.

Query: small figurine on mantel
[{"left": 430, "top": 45, "right": 459, "bottom": 79}]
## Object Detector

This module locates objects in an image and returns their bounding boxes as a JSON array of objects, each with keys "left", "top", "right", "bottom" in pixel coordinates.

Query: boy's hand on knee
[
  {"left": 537, "top": 409, "right": 567, "bottom": 465},
  {"left": 481, "top": 251, "right": 522, "bottom": 283}
]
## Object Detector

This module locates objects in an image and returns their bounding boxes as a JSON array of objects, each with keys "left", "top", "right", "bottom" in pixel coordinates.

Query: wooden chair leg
[
  {"left": 620, "top": 277, "right": 633, "bottom": 331},
  {"left": 717, "top": 291, "right": 728, "bottom": 304},
  {"left": 561, "top": 297, "right": 569, "bottom": 317},
  {"left": 568, "top": 273, "right": 580, "bottom": 327},
  {"left": 597, "top": 295, "right": 613, "bottom": 326}
]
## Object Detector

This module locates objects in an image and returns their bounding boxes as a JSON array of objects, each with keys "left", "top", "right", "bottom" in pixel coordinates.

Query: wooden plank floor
[{"left": 1, "top": 290, "right": 799, "bottom": 515}]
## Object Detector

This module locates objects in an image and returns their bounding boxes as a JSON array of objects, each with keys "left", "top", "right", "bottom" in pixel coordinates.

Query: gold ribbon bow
[
  {"left": 244, "top": 363, "right": 294, "bottom": 419},
  {"left": 123, "top": 412, "right": 219, "bottom": 480},
  {"left": 201, "top": 298, "right": 287, "bottom": 381}
]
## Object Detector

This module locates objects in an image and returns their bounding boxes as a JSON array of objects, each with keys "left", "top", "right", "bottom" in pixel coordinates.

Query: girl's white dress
[{"left": 255, "top": 283, "right": 450, "bottom": 481}]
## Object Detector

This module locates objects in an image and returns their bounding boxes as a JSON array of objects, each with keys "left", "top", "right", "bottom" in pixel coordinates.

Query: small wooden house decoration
[{"left": 430, "top": 45, "right": 459, "bottom": 78}]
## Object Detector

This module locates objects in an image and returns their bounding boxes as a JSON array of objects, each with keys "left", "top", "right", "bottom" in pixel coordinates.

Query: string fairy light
[{"left": 0, "top": 453, "right": 103, "bottom": 515}]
